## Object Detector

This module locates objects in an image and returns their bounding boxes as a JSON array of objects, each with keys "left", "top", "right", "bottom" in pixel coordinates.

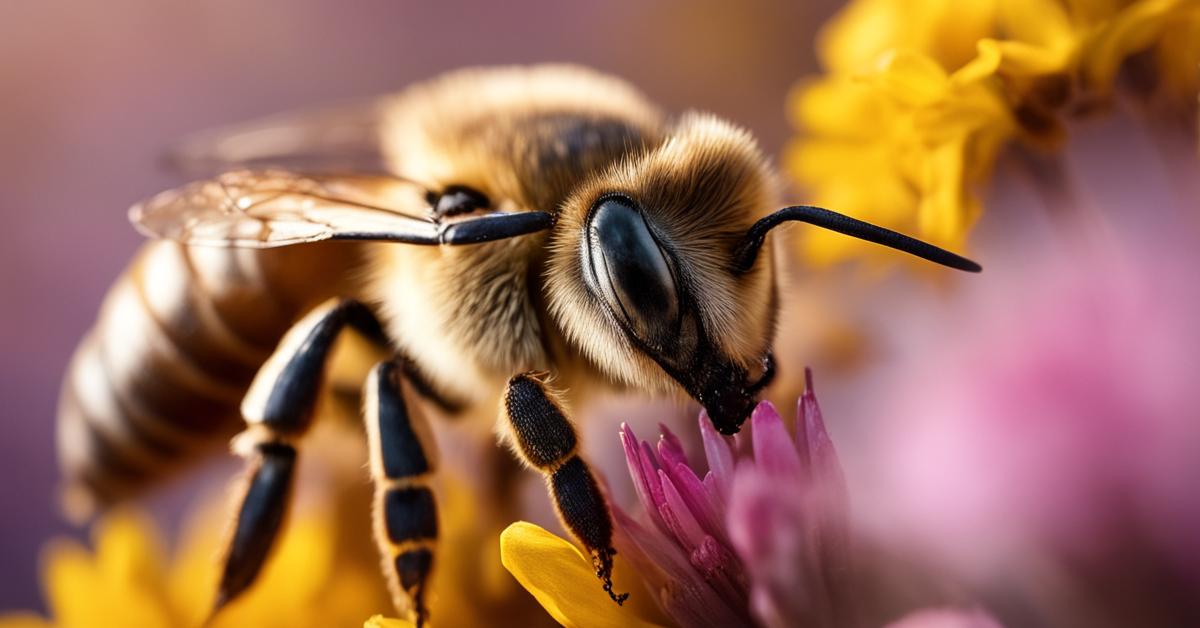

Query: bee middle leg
[
  {"left": 363, "top": 360, "right": 439, "bottom": 627},
  {"left": 216, "top": 298, "right": 386, "bottom": 611},
  {"left": 501, "top": 372, "right": 629, "bottom": 605}
]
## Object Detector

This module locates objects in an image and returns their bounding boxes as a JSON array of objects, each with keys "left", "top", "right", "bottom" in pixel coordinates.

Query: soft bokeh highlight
[{"left": 858, "top": 234, "right": 1200, "bottom": 625}]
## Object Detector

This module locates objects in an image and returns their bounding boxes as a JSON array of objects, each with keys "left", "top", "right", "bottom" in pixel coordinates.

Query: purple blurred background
[{"left": 0, "top": 0, "right": 837, "bottom": 610}]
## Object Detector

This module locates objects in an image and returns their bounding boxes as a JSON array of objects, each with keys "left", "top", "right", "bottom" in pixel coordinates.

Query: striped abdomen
[{"left": 57, "top": 239, "right": 361, "bottom": 518}]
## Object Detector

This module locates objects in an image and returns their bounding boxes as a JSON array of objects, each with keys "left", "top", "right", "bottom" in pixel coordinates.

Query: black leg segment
[
  {"left": 502, "top": 372, "right": 628, "bottom": 605},
  {"left": 215, "top": 298, "right": 386, "bottom": 615},
  {"left": 242, "top": 299, "right": 386, "bottom": 433},
  {"left": 217, "top": 441, "right": 295, "bottom": 609},
  {"left": 365, "top": 361, "right": 439, "bottom": 627},
  {"left": 504, "top": 375, "right": 577, "bottom": 468}
]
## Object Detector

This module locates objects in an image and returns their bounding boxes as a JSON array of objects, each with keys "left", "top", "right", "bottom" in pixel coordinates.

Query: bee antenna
[{"left": 732, "top": 205, "right": 982, "bottom": 274}]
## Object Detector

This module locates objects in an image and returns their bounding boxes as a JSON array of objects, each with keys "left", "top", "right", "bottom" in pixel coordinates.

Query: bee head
[{"left": 547, "top": 113, "right": 779, "bottom": 435}]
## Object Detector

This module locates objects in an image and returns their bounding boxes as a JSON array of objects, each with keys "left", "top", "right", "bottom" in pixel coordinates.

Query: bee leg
[
  {"left": 216, "top": 298, "right": 386, "bottom": 612},
  {"left": 501, "top": 372, "right": 629, "bottom": 605},
  {"left": 364, "top": 361, "right": 438, "bottom": 627}
]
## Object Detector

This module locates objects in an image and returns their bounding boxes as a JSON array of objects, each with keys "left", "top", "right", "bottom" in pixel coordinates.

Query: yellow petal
[
  {"left": 164, "top": 498, "right": 224, "bottom": 624},
  {"left": 952, "top": 40, "right": 1003, "bottom": 84},
  {"left": 500, "top": 522, "right": 664, "bottom": 628},
  {"left": 998, "top": 0, "right": 1075, "bottom": 49},
  {"left": 872, "top": 49, "right": 950, "bottom": 106},
  {"left": 1081, "top": 0, "right": 1192, "bottom": 89},
  {"left": 93, "top": 510, "right": 166, "bottom": 593},
  {"left": 791, "top": 77, "right": 895, "bottom": 138},
  {"left": 43, "top": 537, "right": 173, "bottom": 628},
  {"left": 819, "top": 0, "right": 997, "bottom": 73},
  {"left": 364, "top": 615, "right": 415, "bottom": 628}
]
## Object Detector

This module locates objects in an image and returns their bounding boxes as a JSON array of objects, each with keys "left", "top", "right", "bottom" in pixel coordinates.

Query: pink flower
[
  {"left": 614, "top": 370, "right": 853, "bottom": 628},
  {"left": 502, "top": 370, "right": 1005, "bottom": 627},
  {"left": 885, "top": 608, "right": 1003, "bottom": 628},
  {"left": 859, "top": 241, "right": 1200, "bottom": 625}
]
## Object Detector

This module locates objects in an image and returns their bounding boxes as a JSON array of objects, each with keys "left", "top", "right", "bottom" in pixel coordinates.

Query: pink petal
[
  {"left": 620, "top": 424, "right": 656, "bottom": 511},
  {"left": 796, "top": 373, "right": 852, "bottom": 589},
  {"left": 666, "top": 461, "right": 729, "bottom": 546},
  {"left": 639, "top": 440, "right": 667, "bottom": 507},
  {"left": 614, "top": 508, "right": 740, "bottom": 627},
  {"left": 657, "top": 423, "right": 690, "bottom": 470},
  {"left": 617, "top": 506, "right": 748, "bottom": 627},
  {"left": 750, "top": 401, "right": 803, "bottom": 478},
  {"left": 699, "top": 410, "right": 736, "bottom": 499},
  {"left": 794, "top": 367, "right": 817, "bottom": 473},
  {"left": 885, "top": 607, "right": 1004, "bottom": 628},
  {"left": 690, "top": 535, "right": 750, "bottom": 612},
  {"left": 729, "top": 466, "right": 832, "bottom": 628},
  {"left": 621, "top": 424, "right": 669, "bottom": 535},
  {"left": 703, "top": 471, "right": 728, "bottom": 520},
  {"left": 798, "top": 368, "right": 842, "bottom": 488},
  {"left": 802, "top": 390, "right": 841, "bottom": 488},
  {"left": 658, "top": 469, "right": 708, "bottom": 551}
]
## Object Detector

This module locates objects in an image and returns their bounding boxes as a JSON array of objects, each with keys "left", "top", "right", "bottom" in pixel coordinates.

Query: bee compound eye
[{"left": 585, "top": 196, "right": 680, "bottom": 344}]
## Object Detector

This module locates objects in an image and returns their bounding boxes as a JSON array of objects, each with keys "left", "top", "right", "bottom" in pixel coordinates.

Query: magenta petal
[
  {"left": 703, "top": 471, "right": 728, "bottom": 519},
  {"left": 730, "top": 466, "right": 832, "bottom": 628},
  {"left": 621, "top": 424, "right": 671, "bottom": 535},
  {"left": 658, "top": 469, "right": 709, "bottom": 551},
  {"left": 620, "top": 424, "right": 656, "bottom": 511},
  {"left": 885, "top": 608, "right": 1005, "bottom": 628},
  {"left": 617, "top": 503, "right": 712, "bottom": 624},
  {"left": 666, "top": 461, "right": 730, "bottom": 545},
  {"left": 616, "top": 509, "right": 747, "bottom": 628},
  {"left": 699, "top": 410, "right": 736, "bottom": 499},
  {"left": 691, "top": 535, "right": 751, "bottom": 617},
  {"left": 657, "top": 423, "right": 690, "bottom": 470},
  {"left": 750, "top": 400, "right": 803, "bottom": 478},
  {"left": 794, "top": 367, "right": 818, "bottom": 473},
  {"left": 796, "top": 373, "right": 850, "bottom": 527},
  {"left": 799, "top": 372, "right": 841, "bottom": 485},
  {"left": 806, "top": 415, "right": 854, "bottom": 602},
  {"left": 639, "top": 440, "right": 667, "bottom": 505}
]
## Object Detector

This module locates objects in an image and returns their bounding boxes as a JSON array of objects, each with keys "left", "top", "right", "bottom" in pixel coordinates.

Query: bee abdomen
[{"left": 58, "top": 240, "right": 358, "bottom": 519}]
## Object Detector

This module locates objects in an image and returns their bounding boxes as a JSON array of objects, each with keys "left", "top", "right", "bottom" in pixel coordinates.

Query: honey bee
[{"left": 58, "top": 65, "right": 979, "bottom": 625}]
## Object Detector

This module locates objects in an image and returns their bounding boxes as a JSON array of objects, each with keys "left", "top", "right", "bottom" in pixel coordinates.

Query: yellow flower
[
  {"left": 364, "top": 615, "right": 413, "bottom": 628},
  {"left": 499, "top": 522, "right": 668, "bottom": 628},
  {"left": 0, "top": 501, "right": 388, "bottom": 628},
  {"left": 368, "top": 521, "right": 670, "bottom": 627},
  {"left": 789, "top": 0, "right": 1200, "bottom": 267},
  {"left": 1, "top": 466, "right": 553, "bottom": 628}
]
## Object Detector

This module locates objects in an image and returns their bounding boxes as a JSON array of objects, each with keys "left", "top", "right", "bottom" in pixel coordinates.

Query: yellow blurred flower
[
  {"left": 789, "top": 0, "right": 1200, "bottom": 266},
  {"left": 0, "top": 466, "right": 554, "bottom": 628},
  {"left": 0, "top": 502, "right": 387, "bottom": 628}
]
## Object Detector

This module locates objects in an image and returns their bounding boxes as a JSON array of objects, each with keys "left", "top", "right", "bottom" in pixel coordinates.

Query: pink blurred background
[{"left": 0, "top": 0, "right": 838, "bottom": 610}]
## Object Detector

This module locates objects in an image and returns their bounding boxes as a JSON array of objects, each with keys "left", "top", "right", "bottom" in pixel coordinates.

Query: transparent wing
[
  {"left": 129, "top": 170, "right": 553, "bottom": 248},
  {"left": 164, "top": 98, "right": 394, "bottom": 176}
]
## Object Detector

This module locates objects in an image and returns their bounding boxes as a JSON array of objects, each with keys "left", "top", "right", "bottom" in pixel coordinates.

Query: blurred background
[
  {"left": 0, "top": 0, "right": 838, "bottom": 611},
  {"left": 5, "top": 1, "right": 1200, "bottom": 625}
]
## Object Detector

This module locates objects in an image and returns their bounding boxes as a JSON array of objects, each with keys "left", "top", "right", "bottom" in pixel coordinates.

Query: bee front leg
[
  {"left": 364, "top": 361, "right": 438, "bottom": 627},
  {"left": 216, "top": 298, "right": 385, "bottom": 613},
  {"left": 501, "top": 372, "right": 629, "bottom": 605}
]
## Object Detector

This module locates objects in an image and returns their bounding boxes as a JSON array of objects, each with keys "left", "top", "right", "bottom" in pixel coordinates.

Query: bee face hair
[{"left": 547, "top": 113, "right": 779, "bottom": 425}]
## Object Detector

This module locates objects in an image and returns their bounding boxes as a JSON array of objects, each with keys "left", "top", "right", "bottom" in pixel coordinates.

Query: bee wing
[
  {"left": 164, "top": 98, "right": 393, "bottom": 176},
  {"left": 129, "top": 170, "right": 553, "bottom": 248}
]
